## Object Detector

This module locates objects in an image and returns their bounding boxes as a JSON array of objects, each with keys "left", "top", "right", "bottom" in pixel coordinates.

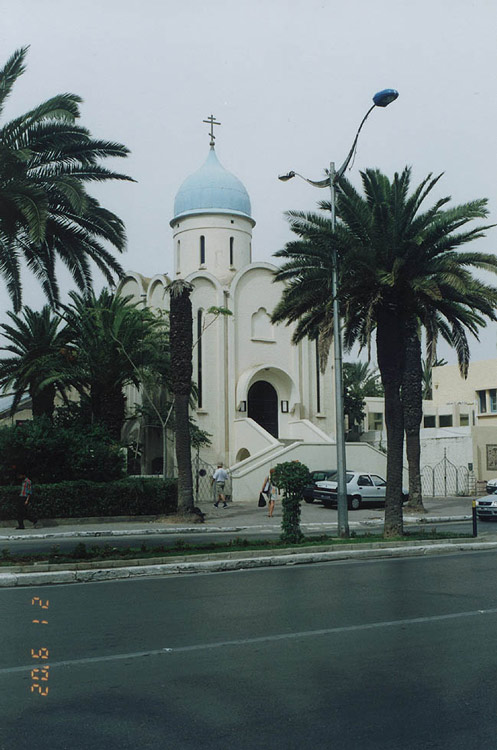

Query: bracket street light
[{"left": 279, "top": 88, "right": 398, "bottom": 538}]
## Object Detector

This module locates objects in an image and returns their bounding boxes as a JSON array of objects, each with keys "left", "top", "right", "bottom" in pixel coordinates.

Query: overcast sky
[{"left": 3, "top": 0, "right": 497, "bottom": 365}]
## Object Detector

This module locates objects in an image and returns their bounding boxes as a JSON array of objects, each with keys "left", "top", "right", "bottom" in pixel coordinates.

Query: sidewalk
[{"left": 0, "top": 496, "right": 474, "bottom": 542}]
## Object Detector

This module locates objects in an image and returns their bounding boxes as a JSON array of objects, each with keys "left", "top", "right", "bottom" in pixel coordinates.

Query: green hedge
[
  {"left": 0, "top": 418, "right": 125, "bottom": 485},
  {"left": 0, "top": 477, "right": 177, "bottom": 520}
]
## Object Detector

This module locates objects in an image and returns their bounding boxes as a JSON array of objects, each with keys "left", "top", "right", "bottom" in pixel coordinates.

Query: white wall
[
  {"left": 419, "top": 431, "right": 473, "bottom": 468},
  {"left": 286, "top": 419, "right": 332, "bottom": 442},
  {"left": 172, "top": 213, "right": 253, "bottom": 282},
  {"left": 233, "top": 417, "right": 279, "bottom": 457}
]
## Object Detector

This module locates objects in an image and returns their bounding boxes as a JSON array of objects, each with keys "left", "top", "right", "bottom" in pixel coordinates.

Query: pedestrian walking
[
  {"left": 212, "top": 463, "right": 229, "bottom": 508},
  {"left": 16, "top": 473, "right": 38, "bottom": 529},
  {"left": 261, "top": 469, "right": 278, "bottom": 518}
]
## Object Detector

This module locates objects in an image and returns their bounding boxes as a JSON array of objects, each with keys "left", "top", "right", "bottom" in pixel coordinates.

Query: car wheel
[
  {"left": 349, "top": 495, "right": 362, "bottom": 511},
  {"left": 402, "top": 493, "right": 409, "bottom": 505},
  {"left": 322, "top": 499, "right": 333, "bottom": 509},
  {"left": 304, "top": 498, "right": 314, "bottom": 504}
]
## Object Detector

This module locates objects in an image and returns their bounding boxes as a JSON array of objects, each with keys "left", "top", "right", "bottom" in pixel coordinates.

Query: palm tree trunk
[
  {"left": 101, "top": 389, "right": 126, "bottom": 442},
  {"left": 377, "top": 308, "right": 405, "bottom": 537},
  {"left": 174, "top": 393, "right": 193, "bottom": 512},
  {"left": 382, "top": 380, "right": 405, "bottom": 536},
  {"left": 169, "top": 280, "right": 194, "bottom": 515},
  {"left": 403, "top": 319, "right": 425, "bottom": 512},
  {"left": 90, "top": 385, "right": 125, "bottom": 441},
  {"left": 31, "top": 383, "right": 56, "bottom": 421}
]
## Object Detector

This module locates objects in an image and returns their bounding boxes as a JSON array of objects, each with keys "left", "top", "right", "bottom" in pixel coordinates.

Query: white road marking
[{"left": 2, "top": 605, "right": 497, "bottom": 675}]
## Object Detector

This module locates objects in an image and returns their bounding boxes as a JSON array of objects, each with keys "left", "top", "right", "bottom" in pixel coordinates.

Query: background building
[{"left": 359, "top": 359, "right": 497, "bottom": 494}]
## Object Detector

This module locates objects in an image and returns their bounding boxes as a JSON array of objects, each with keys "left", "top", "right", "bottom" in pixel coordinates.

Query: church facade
[{"left": 118, "top": 129, "right": 386, "bottom": 499}]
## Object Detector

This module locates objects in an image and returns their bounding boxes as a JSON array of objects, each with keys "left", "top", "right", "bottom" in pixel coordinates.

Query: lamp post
[{"left": 279, "top": 88, "right": 398, "bottom": 538}]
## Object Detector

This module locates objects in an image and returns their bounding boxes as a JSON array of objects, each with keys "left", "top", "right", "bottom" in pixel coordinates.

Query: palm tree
[
  {"left": 401, "top": 320, "right": 424, "bottom": 511},
  {"left": 344, "top": 362, "right": 382, "bottom": 397},
  {"left": 422, "top": 357, "right": 448, "bottom": 400},
  {"left": 0, "top": 47, "right": 133, "bottom": 311},
  {"left": 272, "top": 167, "right": 497, "bottom": 536},
  {"left": 343, "top": 361, "right": 382, "bottom": 437},
  {"left": 0, "top": 306, "right": 74, "bottom": 419},
  {"left": 168, "top": 280, "right": 194, "bottom": 515},
  {"left": 63, "top": 289, "right": 165, "bottom": 440}
]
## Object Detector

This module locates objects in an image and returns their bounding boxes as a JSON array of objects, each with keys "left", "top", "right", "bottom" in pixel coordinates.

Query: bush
[
  {"left": 0, "top": 418, "right": 125, "bottom": 484},
  {"left": 0, "top": 477, "right": 177, "bottom": 520},
  {"left": 271, "top": 461, "right": 310, "bottom": 544},
  {"left": 72, "top": 543, "right": 88, "bottom": 559}
]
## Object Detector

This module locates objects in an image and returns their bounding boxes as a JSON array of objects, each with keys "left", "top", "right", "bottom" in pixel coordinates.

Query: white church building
[{"left": 118, "top": 125, "right": 387, "bottom": 500}]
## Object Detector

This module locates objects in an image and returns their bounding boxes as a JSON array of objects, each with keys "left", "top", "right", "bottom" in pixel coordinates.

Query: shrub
[
  {"left": 48, "top": 545, "right": 61, "bottom": 563},
  {"left": 0, "top": 418, "right": 125, "bottom": 485},
  {"left": 271, "top": 461, "right": 311, "bottom": 544},
  {"left": 0, "top": 477, "right": 177, "bottom": 520},
  {"left": 72, "top": 543, "right": 88, "bottom": 559}
]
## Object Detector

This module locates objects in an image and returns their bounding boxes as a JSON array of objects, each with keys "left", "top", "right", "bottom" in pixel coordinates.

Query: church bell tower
[{"left": 170, "top": 115, "right": 255, "bottom": 283}]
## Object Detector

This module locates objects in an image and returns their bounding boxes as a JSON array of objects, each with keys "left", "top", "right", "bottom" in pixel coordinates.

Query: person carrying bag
[{"left": 260, "top": 469, "right": 278, "bottom": 517}]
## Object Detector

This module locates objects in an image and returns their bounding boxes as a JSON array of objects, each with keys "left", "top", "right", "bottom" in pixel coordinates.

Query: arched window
[
  {"left": 197, "top": 308, "right": 203, "bottom": 407},
  {"left": 236, "top": 448, "right": 250, "bottom": 463},
  {"left": 229, "top": 236, "right": 234, "bottom": 266},
  {"left": 176, "top": 240, "right": 180, "bottom": 273},
  {"left": 200, "top": 235, "right": 205, "bottom": 265},
  {"left": 251, "top": 307, "right": 274, "bottom": 340}
]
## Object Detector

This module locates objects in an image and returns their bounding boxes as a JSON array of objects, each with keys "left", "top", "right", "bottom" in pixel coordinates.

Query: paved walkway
[{"left": 0, "top": 496, "right": 474, "bottom": 541}]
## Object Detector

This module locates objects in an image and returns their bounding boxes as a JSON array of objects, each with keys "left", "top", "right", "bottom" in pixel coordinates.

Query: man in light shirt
[{"left": 212, "top": 463, "right": 229, "bottom": 508}]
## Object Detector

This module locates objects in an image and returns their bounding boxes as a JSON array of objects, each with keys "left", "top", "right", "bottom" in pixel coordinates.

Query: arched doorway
[{"left": 248, "top": 380, "right": 278, "bottom": 438}]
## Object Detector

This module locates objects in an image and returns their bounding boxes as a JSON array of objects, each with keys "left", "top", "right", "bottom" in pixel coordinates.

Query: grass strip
[{"left": 0, "top": 529, "right": 472, "bottom": 566}]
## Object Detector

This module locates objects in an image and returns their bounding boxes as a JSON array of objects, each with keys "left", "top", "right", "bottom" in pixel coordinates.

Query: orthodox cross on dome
[{"left": 203, "top": 114, "right": 221, "bottom": 147}]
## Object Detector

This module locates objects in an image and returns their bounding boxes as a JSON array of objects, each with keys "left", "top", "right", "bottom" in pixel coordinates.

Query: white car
[
  {"left": 313, "top": 470, "right": 408, "bottom": 510},
  {"left": 486, "top": 478, "right": 497, "bottom": 494},
  {"left": 476, "top": 492, "right": 497, "bottom": 520}
]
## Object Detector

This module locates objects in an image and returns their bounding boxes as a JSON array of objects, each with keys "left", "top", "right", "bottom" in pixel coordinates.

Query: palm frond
[
  {"left": 0, "top": 48, "right": 133, "bottom": 309},
  {"left": 0, "top": 47, "right": 28, "bottom": 117}
]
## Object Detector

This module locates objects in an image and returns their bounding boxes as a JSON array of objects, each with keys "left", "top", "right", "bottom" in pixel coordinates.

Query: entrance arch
[{"left": 248, "top": 380, "right": 278, "bottom": 438}]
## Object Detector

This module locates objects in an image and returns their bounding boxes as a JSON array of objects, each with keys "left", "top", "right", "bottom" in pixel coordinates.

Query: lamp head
[
  {"left": 372, "top": 89, "right": 399, "bottom": 107},
  {"left": 278, "top": 171, "right": 296, "bottom": 182}
]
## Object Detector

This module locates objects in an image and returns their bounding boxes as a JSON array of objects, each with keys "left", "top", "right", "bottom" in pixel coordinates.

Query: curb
[
  {"left": 361, "top": 514, "right": 471, "bottom": 526},
  {"left": 0, "top": 526, "right": 244, "bottom": 542},
  {"left": 1, "top": 538, "right": 495, "bottom": 588}
]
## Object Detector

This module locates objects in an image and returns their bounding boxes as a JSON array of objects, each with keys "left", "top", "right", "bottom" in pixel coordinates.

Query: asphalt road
[{"left": 2, "top": 549, "right": 497, "bottom": 749}]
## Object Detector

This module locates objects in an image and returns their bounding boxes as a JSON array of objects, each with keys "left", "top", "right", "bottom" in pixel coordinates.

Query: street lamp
[{"left": 279, "top": 88, "right": 398, "bottom": 538}]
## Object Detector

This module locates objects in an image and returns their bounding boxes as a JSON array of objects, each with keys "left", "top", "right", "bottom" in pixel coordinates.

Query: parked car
[
  {"left": 314, "top": 470, "right": 409, "bottom": 510},
  {"left": 486, "top": 478, "right": 497, "bottom": 494},
  {"left": 476, "top": 492, "right": 497, "bottom": 520},
  {"left": 303, "top": 470, "right": 337, "bottom": 503}
]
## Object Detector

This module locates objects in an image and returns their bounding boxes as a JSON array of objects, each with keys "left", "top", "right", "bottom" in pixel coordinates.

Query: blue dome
[{"left": 172, "top": 147, "right": 252, "bottom": 221}]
